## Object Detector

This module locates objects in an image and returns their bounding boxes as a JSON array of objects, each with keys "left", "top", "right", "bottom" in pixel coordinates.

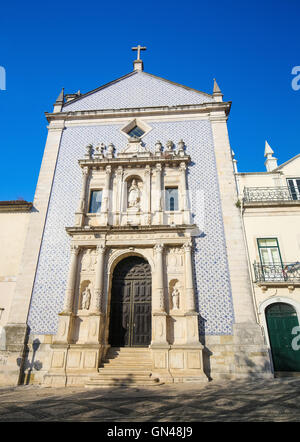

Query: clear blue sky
[{"left": 0, "top": 0, "right": 299, "bottom": 201}]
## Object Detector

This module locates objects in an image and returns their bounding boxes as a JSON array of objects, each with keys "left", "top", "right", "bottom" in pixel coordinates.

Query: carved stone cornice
[
  {"left": 45, "top": 101, "right": 232, "bottom": 122},
  {"left": 78, "top": 154, "right": 191, "bottom": 169},
  {"left": 66, "top": 224, "right": 197, "bottom": 235}
]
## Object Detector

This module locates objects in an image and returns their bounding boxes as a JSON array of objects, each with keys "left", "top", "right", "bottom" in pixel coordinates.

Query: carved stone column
[
  {"left": 153, "top": 243, "right": 165, "bottom": 312},
  {"left": 91, "top": 244, "right": 106, "bottom": 313},
  {"left": 102, "top": 165, "right": 111, "bottom": 217},
  {"left": 154, "top": 163, "right": 163, "bottom": 224},
  {"left": 54, "top": 244, "right": 80, "bottom": 344},
  {"left": 183, "top": 241, "right": 196, "bottom": 312},
  {"left": 114, "top": 166, "right": 123, "bottom": 225},
  {"left": 144, "top": 165, "right": 151, "bottom": 224},
  {"left": 85, "top": 244, "right": 106, "bottom": 345},
  {"left": 63, "top": 244, "right": 80, "bottom": 313},
  {"left": 179, "top": 163, "right": 188, "bottom": 211},
  {"left": 152, "top": 243, "right": 168, "bottom": 348},
  {"left": 75, "top": 167, "right": 89, "bottom": 226}
]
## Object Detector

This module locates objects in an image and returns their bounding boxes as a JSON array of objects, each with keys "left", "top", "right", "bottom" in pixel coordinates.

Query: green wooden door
[{"left": 266, "top": 303, "right": 300, "bottom": 372}]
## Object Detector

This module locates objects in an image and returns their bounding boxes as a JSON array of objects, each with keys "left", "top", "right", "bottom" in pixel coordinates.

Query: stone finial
[
  {"left": 56, "top": 88, "right": 64, "bottom": 103},
  {"left": 155, "top": 141, "right": 163, "bottom": 156},
  {"left": 85, "top": 144, "right": 94, "bottom": 159},
  {"left": 107, "top": 143, "right": 115, "bottom": 158},
  {"left": 165, "top": 140, "right": 174, "bottom": 155},
  {"left": 94, "top": 143, "right": 106, "bottom": 159},
  {"left": 212, "top": 78, "right": 223, "bottom": 102},
  {"left": 264, "top": 140, "right": 278, "bottom": 172},
  {"left": 53, "top": 87, "right": 64, "bottom": 113},
  {"left": 231, "top": 150, "right": 238, "bottom": 173},
  {"left": 177, "top": 139, "right": 186, "bottom": 157}
]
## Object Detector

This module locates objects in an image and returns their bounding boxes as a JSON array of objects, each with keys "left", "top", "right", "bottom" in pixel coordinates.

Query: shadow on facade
[{"left": 17, "top": 336, "right": 43, "bottom": 385}]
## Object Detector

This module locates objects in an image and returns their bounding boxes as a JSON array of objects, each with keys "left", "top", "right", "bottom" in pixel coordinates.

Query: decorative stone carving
[
  {"left": 118, "top": 138, "right": 151, "bottom": 158},
  {"left": 182, "top": 240, "right": 193, "bottom": 252},
  {"left": 81, "top": 286, "right": 91, "bottom": 310},
  {"left": 70, "top": 244, "right": 80, "bottom": 256},
  {"left": 166, "top": 140, "right": 174, "bottom": 155},
  {"left": 177, "top": 139, "right": 186, "bottom": 157},
  {"left": 167, "top": 248, "right": 183, "bottom": 268},
  {"left": 81, "top": 249, "right": 97, "bottom": 272},
  {"left": 171, "top": 287, "right": 180, "bottom": 310},
  {"left": 154, "top": 242, "right": 164, "bottom": 254},
  {"left": 85, "top": 144, "right": 93, "bottom": 159},
  {"left": 107, "top": 143, "right": 115, "bottom": 158},
  {"left": 128, "top": 179, "right": 141, "bottom": 209},
  {"left": 155, "top": 141, "right": 163, "bottom": 156},
  {"left": 94, "top": 143, "right": 106, "bottom": 159}
]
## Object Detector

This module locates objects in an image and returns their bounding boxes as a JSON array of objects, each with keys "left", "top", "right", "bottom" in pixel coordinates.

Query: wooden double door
[{"left": 109, "top": 256, "right": 152, "bottom": 347}]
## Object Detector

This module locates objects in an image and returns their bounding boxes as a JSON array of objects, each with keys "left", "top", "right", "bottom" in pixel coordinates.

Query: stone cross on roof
[{"left": 132, "top": 45, "right": 147, "bottom": 60}]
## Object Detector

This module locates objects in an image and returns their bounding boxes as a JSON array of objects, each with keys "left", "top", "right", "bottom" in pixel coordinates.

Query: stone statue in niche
[
  {"left": 81, "top": 286, "right": 91, "bottom": 310},
  {"left": 128, "top": 179, "right": 141, "bottom": 209},
  {"left": 171, "top": 287, "right": 180, "bottom": 310}
]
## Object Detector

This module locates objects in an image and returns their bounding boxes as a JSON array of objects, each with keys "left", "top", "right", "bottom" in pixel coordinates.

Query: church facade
[{"left": 0, "top": 52, "right": 275, "bottom": 386}]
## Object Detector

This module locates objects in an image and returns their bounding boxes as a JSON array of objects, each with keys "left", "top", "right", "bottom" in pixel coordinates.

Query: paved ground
[{"left": 0, "top": 377, "right": 300, "bottom": 422}]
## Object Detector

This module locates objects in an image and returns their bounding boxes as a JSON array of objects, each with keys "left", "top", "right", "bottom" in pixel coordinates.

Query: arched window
[
  {"left": 165, "top": 187, "right": 178, "bottom": 211},
  {"left": 170, "top": 197, "right": 175, "bottom": 211}
]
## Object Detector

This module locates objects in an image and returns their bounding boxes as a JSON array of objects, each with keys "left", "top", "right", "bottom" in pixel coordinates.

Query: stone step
[
  {"left": 105, "top": 353, "right": 151, "bottom": 358},
  {"left": 85, "top": 347, "right": 159, "bottom": 388},
  {"left": 102, "top": 365, "right": 152, "bottom": 371},
  {"left": 103, "top": 358, "right": 152, "bottom": 365},
  {"left": 85, "top": 379, "right": 162, "bottom": 388},
  {"left": 92, "top": 373, "right": 153, "bottom": 380}
]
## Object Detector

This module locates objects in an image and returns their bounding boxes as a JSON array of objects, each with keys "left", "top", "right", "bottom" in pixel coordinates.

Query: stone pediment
[
  {"left": 117, "top": 137, "right": 152, "bottom": 159},
  {"left": 62, "top": 71, "right": 213, "bottom": 112}
]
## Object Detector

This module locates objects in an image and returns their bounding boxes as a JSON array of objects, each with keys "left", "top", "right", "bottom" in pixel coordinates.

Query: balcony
[
  {"left": 253, "top": 261, "right": 300, "bottom": 289},
  {"left": 243, "top": 186, "right": 300, "bottom": 207}
]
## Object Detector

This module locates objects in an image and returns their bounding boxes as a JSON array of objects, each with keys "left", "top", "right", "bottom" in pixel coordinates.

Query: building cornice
[
  {"left": 236, "top": 171, "right": 283, "bottom": 176},
  {"left": 66, "top": 224, "right": 197, "bottom": 236},
  {"left": 45, "top": 101, "right": 232, "bottom": 123},
  {"left": 78, "top": 154, "right": 191, "bottom": 169},
  {"left": 0, "top": 201, "right": 32, "bottom": 213}
]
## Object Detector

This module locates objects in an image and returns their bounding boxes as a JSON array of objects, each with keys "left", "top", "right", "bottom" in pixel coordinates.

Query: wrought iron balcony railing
[
  {"left": 243, "top": 186, "right": 300, "bottom": 203},
  {"left": 253, "top": 262, "right": 300, "bottom": 284}
]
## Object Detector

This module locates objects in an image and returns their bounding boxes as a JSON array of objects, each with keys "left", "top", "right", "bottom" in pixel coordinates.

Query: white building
[{"left": 236, "top": 143, "right": 300, "bottom": 374}]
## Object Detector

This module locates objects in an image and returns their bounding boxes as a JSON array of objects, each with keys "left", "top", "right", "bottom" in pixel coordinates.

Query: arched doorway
[
  {"left": 266, "top": 302, "right": 300, "bottom": 372},
  {"left": 109, "top": 256, "right": 152, "bottom": 347}
]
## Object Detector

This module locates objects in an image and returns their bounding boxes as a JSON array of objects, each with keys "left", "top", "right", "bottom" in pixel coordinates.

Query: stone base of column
[
  {"left": 150, "top": 344, "right": 208, "bottom": 384},
  {"left": 44, "top": 343, "right": 103, "bottom": 387},
  {"left": 151, "top": 312, "right": 168, "bottom": 346},
  {"left": 85, "top": 313, "right": 105, "bottom": 344},
  {"left": 74, "top": 212, "right": 84, "bottom": 227},
  {"left": 52, "top": 312, "right": 75, "bottom": 344}
]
